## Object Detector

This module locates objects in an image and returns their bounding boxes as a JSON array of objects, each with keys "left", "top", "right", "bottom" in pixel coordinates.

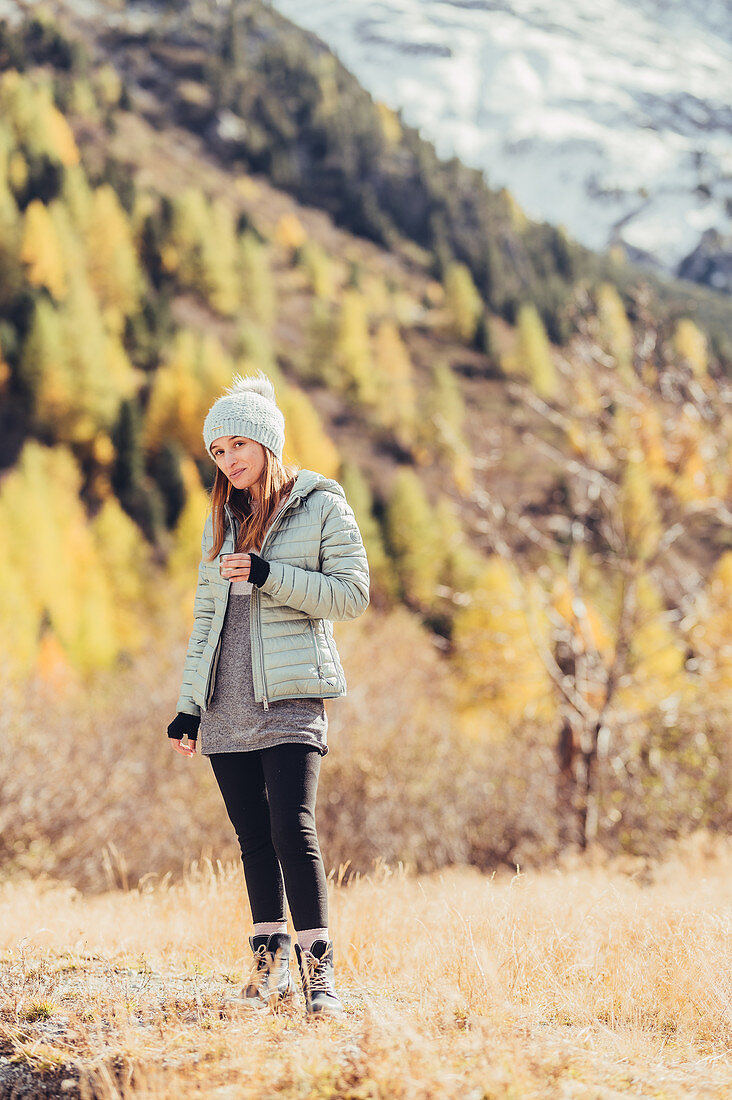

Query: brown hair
[{"left": 204, "top": 446, "right": 300, "bottom": 561}]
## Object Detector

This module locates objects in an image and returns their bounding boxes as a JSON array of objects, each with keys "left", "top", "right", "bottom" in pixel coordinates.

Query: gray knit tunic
[{"left": 199, "top": 494, "right": 328, "bottom": 757}]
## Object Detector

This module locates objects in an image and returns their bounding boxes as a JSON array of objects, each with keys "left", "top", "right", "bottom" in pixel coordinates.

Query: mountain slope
[
  {"left": 0, "top": 0, "right": 731, "bottom": 866},
  {"left": 269, "top": 0, "right": 732, "bottom": 291}
]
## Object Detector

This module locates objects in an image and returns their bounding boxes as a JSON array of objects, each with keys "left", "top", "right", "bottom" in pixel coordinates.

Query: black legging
[{"left": 209, "top": 744, "right": 328, "bottom": 930}]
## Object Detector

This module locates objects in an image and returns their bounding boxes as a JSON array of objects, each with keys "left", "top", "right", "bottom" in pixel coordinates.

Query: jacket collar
[
  {"left": 223, "top": 469, "right": 343, "bottom": 531},
  {"left": 287, "top": 468, "right": 346, "bottom": 503}
]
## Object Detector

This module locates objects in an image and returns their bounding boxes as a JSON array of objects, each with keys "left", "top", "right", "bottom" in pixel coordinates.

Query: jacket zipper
[
  {"left": 202, "top": 502, "right": 235, "bottom": 710},
  {"left": 255, "top": 586, "right": 269, "bottom": 710},
  {"left": 250, "top": 491, "right": 301, "bottom": 710}
]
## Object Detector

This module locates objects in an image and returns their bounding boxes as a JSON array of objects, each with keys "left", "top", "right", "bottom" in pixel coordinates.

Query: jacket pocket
[
  {"left": 315, "top": 619, "right": 340, "bottom": 689},
  {"left": 308, "top": 620, "right": 323, "bottom": 679},
  {"left": 205, "top": 636, "right": 223, "bottom": 706},
  {"left": 330, "top": 626, "right": 346, "bottom": 689}
]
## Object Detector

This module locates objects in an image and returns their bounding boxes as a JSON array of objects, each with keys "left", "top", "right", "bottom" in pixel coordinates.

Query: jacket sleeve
[
  {"left": 175, "top": 516, "right": 215, "bottom": 717},
  {"left": 259, "top": 492, "right": 370, "bottom": 621}
]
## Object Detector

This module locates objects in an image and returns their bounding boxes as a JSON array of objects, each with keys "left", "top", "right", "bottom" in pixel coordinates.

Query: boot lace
[
  {"left": 305, "top": 951, "right": 337, "bottom": 997},
  {"left": 247, "top": 944, "right": 269, "bottom": 990}
]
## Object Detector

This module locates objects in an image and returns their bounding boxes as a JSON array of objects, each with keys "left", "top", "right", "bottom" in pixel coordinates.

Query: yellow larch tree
[
  {"left": 596, "top": 282, "right": 634, "bottom": 381},
  {"left": 339, "top": 461, "right": 397, "bottom": 602},
  {"left": 274, "top": 212, "right": 306, "bottom": 255},
  {"left": 515, "top": 302, "right": 558, "bottom": 400},
  {"left": 361, "top": 272, "right": 391, "bottom": 320},
  {"left": 375, "top": 100, "right": 402, "bottom": 145},
  {"left": 612, "top": 402, "right": 670, "bottom": 491},
  {"left": 615, "top": 572, "right": 690, "bottom": 719},
  {"left": 334, "top": 289, "right": 377, "bottom": 406},
  {"left": 443, "top": 261, "right": 482, "bottom": 343},
  {"left": 280, "top": 385, "right": 340, "bottom": 477},
  {"left": 0, "top": 70, "right": 79, "bottom": 167},
  {"left": 372, "top": 319, "right": 417, "bottom": 449},
  {"left": 239, "top": 230, "right": 276, "bottom": 329},
  {"left": 416, "top": 361, "right": 473, "bottom": 494},
  {"left": 550, "top": 572, "right": 615, "bottom": 719},
  {"left": 90, "top": 495, "right": 150, "bottom": 654},
  {"left": 666, "top": 408, "right": 716, "bottom": 505},
  {"left": 688, "top": 551, "right": 732, "bottom": 698},
  {"left": 303, "top": 299, "right": 337, "bottom": 386},
  {"left": 68, "top": 76, "right": 98, "bottom": 121},
  {"left": 551, "top": 574, "right": 614, "bottom": 661},
  {"left": 62, "top": 162, "right": 93, "bottom": 233},
  {"left": 564, "top": 371, "right": 615, "bottom": 468},
  {"left": 168, "top": 455, "right": 212, "bottom": 599},
  {"left": 164, "top": 190, "right": 241, "bottom": 316},
  {"left": 673, "top": 318, "right": 708, "bottom": 379},
  {"left": 0, "top": 345, "right": 10, "bottom": 392},
  {"left": 20, "top": 199, "right": 68, "bottom": 299},
  {"left": 162, "top": 186, "right": 210, "bottom": 285},
  {"left": 0, "top": 148, "right": 22, "bottom": 307},
  {"left": 62, "top": 273, "right": 141, "bottom": 441},
  {"left": 20, "top": 296, "right": 66, "bottom": 410},
  {"left": 51, "top": 198, "right": 85, "bottom": 279},
  {"left": 0, "top": 471, "right": 41, "bottom": 677},
  {"left": 433, "top": 495, "right": 485, "bottom": 596},
  {"left": 143, "top": 328, "right": 233, "bottom": 455},
  {"left": 384, "top": 467, "right": 444, "bottom": 609},
  {"left": 7, "top": 148, "right": 27, "bottom": 194},
  {"left": 85, "top": 184, "right": 143, "bottom": 333},
  {"left": 618, "top": 448, "right": 662, "bottom": 563},
  {"left": 0, "top": 442, "right": 150, "bottom": 678},
  {"left": 201, "top": 196, "right": 240, "bottom": 317},
  {"left": 297, "top": 239, "right": 335, "bottom": 301},
  {"left": 21, "top": 272, "right": 142, "bottom": 445},
  {"left": 635, "top": 400, "right": 670, "bottom": 489},
  {"left": 451, "top": 557, "right": 554, "bottom": 739},
  {"left": 93, "top": 64, "right": 123, "bottom": 110}
]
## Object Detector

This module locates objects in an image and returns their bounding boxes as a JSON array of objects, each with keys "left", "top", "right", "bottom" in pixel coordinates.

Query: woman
[{"left": 166, "top": 371, "right": 370, "bottom": 1017}]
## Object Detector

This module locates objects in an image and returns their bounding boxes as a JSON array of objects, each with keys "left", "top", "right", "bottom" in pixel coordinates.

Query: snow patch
[{"left": 270, "top": 0, "right": 732, "bottom": 276}]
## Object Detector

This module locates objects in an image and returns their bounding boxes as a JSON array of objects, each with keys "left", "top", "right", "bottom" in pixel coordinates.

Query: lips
[{"left": 231, "top": 468, "right": 246, "bottom": 476}]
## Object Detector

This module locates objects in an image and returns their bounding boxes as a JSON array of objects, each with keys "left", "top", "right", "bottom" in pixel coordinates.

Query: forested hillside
[{"left": 0, "top": 0, "right": 730, "bottom": 880}]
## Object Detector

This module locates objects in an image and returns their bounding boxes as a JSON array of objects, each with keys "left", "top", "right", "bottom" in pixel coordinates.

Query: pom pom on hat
[
  {"left": 223, "top": 371, "right": 278, "bottom": 404},
  {"left": 202, "top": 370, "right": 285, "bottom": 462}
]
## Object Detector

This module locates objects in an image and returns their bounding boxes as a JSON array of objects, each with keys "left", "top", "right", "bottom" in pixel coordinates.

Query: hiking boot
[
  {"left": 294, "top": 938, "right": 345, "bottom": 1017},
  {"left": 240, "top": 931, "right": 296, "bottom": 1009}
]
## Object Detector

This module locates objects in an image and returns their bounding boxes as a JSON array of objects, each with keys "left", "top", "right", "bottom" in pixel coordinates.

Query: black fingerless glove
[
  {"left": 248, "top": 552, "right": 270, "bottom": 587},
  {"left": 167, "top": 712, "right": 200, "bottom": 741}
]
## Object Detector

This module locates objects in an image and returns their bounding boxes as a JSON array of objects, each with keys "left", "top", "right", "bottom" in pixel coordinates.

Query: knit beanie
[{"left": 202, "top": 371, "right": 285, "bottom": 462}]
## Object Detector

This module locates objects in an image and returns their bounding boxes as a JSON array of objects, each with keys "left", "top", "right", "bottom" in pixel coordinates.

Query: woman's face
[{"left": 210, "top": 436, "right": 267, "bottom": 497}]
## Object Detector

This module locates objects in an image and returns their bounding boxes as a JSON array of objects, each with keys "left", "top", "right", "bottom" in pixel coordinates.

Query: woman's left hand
[{"left": 220, "top": 553, "right": 252, "bottom": 581}]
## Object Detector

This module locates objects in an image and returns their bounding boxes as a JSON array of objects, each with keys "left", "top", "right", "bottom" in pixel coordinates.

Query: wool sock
[
  {"left": 297, "top": 927, "right": 330, "bottom": 952},
  {"left": 253, "top": 920, "right": 288, "bottom": 938}
]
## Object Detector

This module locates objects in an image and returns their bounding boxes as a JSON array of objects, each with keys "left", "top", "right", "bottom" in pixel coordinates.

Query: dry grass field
[{"left": 1, "top": 833, "right": 731, "bottom": 1099}]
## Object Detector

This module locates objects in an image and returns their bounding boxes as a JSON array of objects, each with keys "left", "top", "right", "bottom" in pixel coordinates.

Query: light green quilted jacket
[{"left": 176, "top": 469, "right": 370, "bottom": 717}]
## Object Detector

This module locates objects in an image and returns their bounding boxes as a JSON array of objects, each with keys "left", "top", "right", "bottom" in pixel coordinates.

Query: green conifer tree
[{"left": 150, "top": 439, "right": 187, "bottom": 529}]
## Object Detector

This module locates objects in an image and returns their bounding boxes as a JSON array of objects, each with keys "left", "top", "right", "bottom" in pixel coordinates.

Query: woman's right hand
[{"left": 167, "top": 713, "right": 200, "bottom": 757}]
